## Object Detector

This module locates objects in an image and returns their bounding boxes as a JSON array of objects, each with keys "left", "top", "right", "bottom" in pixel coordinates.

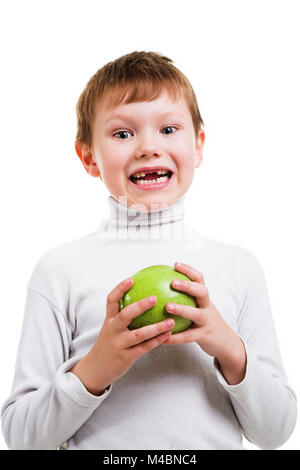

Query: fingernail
[
  {"left": 148, "top": 296, "right": 156, "bottom": 304},
  {"left": 166, "top": 318, "right": 175, "bottom": 327},
  {"left": 173, "top": 279, "right": 181, "bottom": 287},
  {"left": 124, "top": 278, "right": 132, "bottom": 285},
  {"left": 175, "top": 262, "right": 182, "bottom": 267},
  {"left": 167, "top": 303, "right": 175, "bottom": 311}
]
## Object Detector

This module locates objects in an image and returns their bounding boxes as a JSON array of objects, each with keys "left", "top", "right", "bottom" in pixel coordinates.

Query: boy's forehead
[{"left": 96, "top": 88, "right": 189, "bottom": 121}]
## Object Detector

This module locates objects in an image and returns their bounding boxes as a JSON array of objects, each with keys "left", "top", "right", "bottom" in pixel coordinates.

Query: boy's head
[{"left": 75, "top": 51, "right": 205, "bottom": 212}]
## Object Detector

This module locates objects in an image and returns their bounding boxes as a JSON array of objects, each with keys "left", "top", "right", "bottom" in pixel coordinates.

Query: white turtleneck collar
[
  {"left": 96, "top": 195, "right": 194, "bottom": 241},
  {"left": 108, "top": 195, "right": 185, "bottom": 226}
]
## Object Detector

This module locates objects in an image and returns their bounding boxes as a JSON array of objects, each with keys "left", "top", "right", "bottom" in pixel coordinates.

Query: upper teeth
[{"left": 133, "top": 170, "right": 169, "bottom": 178}]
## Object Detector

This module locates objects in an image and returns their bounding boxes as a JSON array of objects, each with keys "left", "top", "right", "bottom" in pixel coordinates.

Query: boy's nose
[
  {"left": 134, "top": 128, "right": 165, "bottom": 159},
  {"left": 135, "top": 141, "right": 164, "bottom": 159},
  {"left": 136, "top": 149, "right": 163, "bottom": 159}
]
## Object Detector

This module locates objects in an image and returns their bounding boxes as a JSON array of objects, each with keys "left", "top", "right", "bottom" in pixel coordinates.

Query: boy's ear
[
  {"left": 194, "top": 130, "right": 205, "bottom": 168},
  {"left": 75, "top": 141, "right": 101, "bottom": 178}
]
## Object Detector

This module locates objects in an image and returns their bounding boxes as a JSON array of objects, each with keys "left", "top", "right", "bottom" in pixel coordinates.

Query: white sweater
[{"left": 1, "top": 195, "right": 297, "bottom": 450}]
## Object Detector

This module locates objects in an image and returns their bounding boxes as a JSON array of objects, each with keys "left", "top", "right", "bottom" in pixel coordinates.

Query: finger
[
  {"left": 123, "top": 318, "right": 175, "bottom": 348},
  {"left": 106, "top": 278, "right": 134, "bottom": 318},
  {"left": 171, "top": 278, "right": 210, "bottom": 308},
  {"left": 162, "top": 327, "right": 200, "bottom": 345},
  {"left": 165, "top": 302, "right": 205, "bottom": 324},
  {"left": 116, "top": 295, "right": 157, "bottom": 330},
  {"left": 174, "top": 262, "right": 205, "bottom": 285},
  {"left": 128, "top": 329, "right": 173, "bottom": 359}
]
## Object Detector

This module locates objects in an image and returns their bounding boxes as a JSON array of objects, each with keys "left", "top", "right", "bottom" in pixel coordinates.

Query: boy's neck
[
  {"left": 108, "top": 195, "right": 185, "bottom": 226},
  {"left": 96, "top": 195, "right": 189, "bottom": 241}
]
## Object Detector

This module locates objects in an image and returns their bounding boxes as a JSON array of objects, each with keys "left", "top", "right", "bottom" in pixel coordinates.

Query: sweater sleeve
[
  {"left": 214, "top": 250, "right": 297, "bottom": 449},
  {"left": 1, "top": 289, "right": 112, "bottom": 450}
]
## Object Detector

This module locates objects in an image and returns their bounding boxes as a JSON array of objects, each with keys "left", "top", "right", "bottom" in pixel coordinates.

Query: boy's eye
[
  {"left": 113, "top": 126, "right": 177, "bottom": 139},
  {"left": 114, "top": 130, "right": 132, "bottom": 139},
  {"left": 162, "top": 126, "right": 177, "bottom": 135}
]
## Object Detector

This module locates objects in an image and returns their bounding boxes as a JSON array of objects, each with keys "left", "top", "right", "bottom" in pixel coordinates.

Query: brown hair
[{"left": 76, "top": 51, "right": 204, "bottom": 150}]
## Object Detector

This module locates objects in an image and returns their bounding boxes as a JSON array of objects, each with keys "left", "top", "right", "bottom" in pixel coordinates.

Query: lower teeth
[{"left": 134, "top": 176, "right": 169, "bottom": 185}]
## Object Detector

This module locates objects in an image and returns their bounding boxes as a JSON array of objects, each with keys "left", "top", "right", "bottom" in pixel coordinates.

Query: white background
[{"left": 0, "top": 0, "right": 299, "bottom": 450}]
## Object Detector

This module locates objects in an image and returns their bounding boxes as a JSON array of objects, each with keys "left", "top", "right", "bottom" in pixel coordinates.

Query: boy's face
[{"left": 76, "top": 88, "right": 205, "bottom": 212}]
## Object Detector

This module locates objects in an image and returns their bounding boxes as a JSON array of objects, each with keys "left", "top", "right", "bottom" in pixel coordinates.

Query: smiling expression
[{"left": 76, "top": 88, "right": 205, "bottom": 212}]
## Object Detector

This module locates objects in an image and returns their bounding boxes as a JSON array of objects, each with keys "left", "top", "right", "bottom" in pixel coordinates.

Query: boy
[{"left": 1, "top": 51, "right": 297, "bottom": 450}]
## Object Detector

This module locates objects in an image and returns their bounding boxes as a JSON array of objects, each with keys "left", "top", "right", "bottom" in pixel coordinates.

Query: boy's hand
[
  {"left": 164, "top": 262, "right": 247, "bottom": 385},
  {"left": 70, "top": 277, "right": 174, "bottom": 395}
]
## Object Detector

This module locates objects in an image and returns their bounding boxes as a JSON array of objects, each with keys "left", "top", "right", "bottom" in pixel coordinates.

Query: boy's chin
[{"left": 124, "top": 193, "right": 180, "bottom": 213}]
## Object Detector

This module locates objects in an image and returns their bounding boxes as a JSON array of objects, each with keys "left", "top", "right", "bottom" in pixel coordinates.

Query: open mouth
[{"left": 129, "top": 169, "right": 173, "bottom": 186}]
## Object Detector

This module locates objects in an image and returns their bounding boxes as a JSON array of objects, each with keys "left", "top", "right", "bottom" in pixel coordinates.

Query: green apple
[{"left": 120, "top": 265, "right": 196, "bottom": 334}]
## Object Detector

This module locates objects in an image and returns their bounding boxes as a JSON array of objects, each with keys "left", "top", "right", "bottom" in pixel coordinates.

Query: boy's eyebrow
[{"left": 104, "top": 111, "right": 186, "bottom": 124}]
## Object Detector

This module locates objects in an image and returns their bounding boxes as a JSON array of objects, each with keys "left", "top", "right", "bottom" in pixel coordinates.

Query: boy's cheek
[{"left": 94, "top": 154, "right": 122, "bottom": 178}]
